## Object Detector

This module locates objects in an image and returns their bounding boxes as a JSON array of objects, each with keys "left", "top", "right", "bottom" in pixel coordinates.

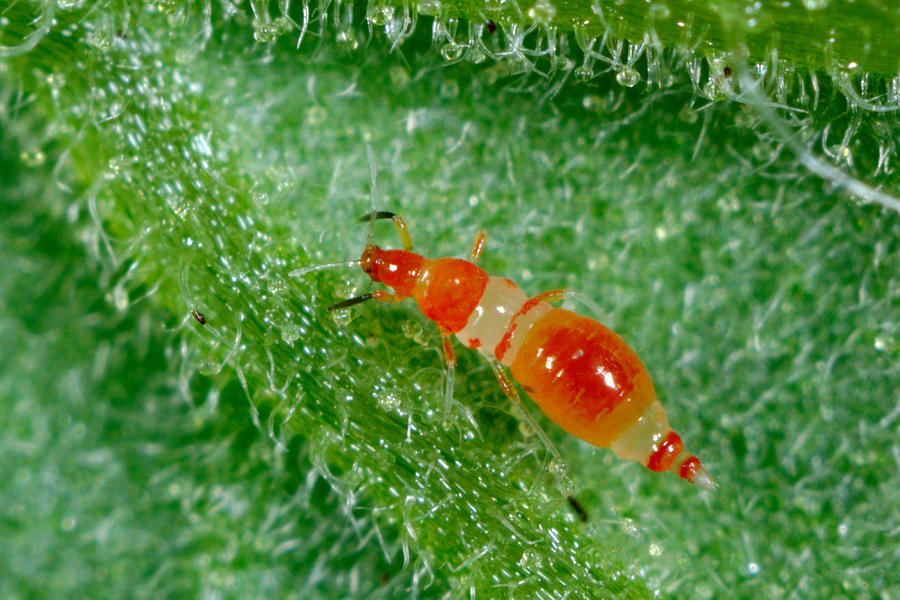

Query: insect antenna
[
  {"left": 291, "top": 148, "right": 381, "bottom": 280},
  {"left": 289, "top": 260, "right": 360, "bottom": 278},
  {"left": 358, "top": 210, "right": 397, "bottom": 222},
  {"left": 365, "top": 144, "right": 378, "bottom": 246}
]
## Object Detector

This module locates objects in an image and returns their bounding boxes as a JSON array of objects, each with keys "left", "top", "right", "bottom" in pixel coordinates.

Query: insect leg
[
  {"left": 531, "top": 289, "right": 574, "bottom": 304},
  {"left": 534, "top": 289, "right": 609, "bottom": 323},
  {"left": 357, "top": 211, "right": 413, "bottom": 251},
  {"left": 488, "top": 360, "right": 563, "bottom": 464},
  {"left": 440, "top": 334, "right": 457, "bottom": 420},
  {"left": 469, "top": 230, "right": 487, "bottom": 263}
]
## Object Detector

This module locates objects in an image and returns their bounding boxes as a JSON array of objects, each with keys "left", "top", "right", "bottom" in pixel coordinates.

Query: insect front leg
[{"left": 469, "top": 230, "right": 487, "bottom": 263}]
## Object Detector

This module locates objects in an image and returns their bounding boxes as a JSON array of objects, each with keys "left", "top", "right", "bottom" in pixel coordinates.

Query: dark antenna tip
[
  {"left": 357, "top": 211, "right": 396, "bottom": 223},
  {"left": 327, "top": 293, "right": 374, "bottom": 311},
  {"left": 566, "top": 495, "right": 588, "bottom": 523}
]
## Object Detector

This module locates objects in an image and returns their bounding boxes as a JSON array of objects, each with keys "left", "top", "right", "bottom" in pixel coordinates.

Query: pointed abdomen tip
[
  {"left": 679, "top": 455, "right": 717, "bottom": 490},
  {"left": 691, "top": 467, "right": 717, "bottom": 490}
]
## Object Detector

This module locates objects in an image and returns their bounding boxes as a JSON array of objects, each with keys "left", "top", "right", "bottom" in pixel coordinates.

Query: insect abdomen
[
  {"left": 508, "top": 309, "right": 658, "bottom": 448},
  {"left": 453, "top": 279, "right": 712, "bottom": 486}
]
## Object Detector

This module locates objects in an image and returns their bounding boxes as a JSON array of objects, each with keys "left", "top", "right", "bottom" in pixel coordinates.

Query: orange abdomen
[{"left": 508, "top": 308, "right": 658, "bottom": 448}]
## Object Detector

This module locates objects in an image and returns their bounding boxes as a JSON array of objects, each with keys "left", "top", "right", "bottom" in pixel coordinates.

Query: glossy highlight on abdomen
[{"left": 508, "top": 308, "right": 658, "bottom": 448}]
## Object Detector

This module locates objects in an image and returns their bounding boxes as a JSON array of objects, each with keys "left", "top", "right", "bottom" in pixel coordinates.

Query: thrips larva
[
  {"left": 292, "top": 151, "right": 713, "bottom": 488},
  {"left": 293, "top": 210, "right": 714, "bottom": 489}
]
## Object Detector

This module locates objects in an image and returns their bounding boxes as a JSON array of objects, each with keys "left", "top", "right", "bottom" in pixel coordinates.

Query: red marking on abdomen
[
  {"left": 509, "top": 308, "right": 656, "bottom": 447},
  {"left": 647, "top": 431, "right": 684, "bottom": 472},
  {"left": 494, "top": 296, "right": 544, "bottom": 363},
  {"left": 679, "top": 455, "right": 701, "bottom": 480},
  {"left": 468, "top": 338, "right": 482, "bottom": 348}
]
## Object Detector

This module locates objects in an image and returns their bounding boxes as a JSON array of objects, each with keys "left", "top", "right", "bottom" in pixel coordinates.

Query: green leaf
[{"left": 2, "top": 0, "right": 899, "bottom": 597}]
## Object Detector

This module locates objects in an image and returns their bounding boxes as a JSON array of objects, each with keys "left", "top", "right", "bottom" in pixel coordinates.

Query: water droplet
[
  {"left": 335, "top": 279, "right": 358, "bottom": 299},
  {"left": 331, "top": 308, "right": 352, "bottom": 327},
  {"left": 46, "top": 72, "right": 66, "bottom": 89},
  {"left": 305, "top": 106, "right": 327, "bottom": 126},
  {"left": 553, "top": 56, "right": 574, "bottom": 72},
  {"left": 401, "top": 321, "right": 423, "bottom": 343},
  {"left": 621, "top": 518, "right": 640, "bottom": 537},
  {"left": 83, "top": 30, "right": 110, "bottom": 51},
  {"left": 517, "top": 550, "right": 543, "bottom": 569},
  {"left": 874, "top": 336, "right": 889, "bottom": 351},
  {"left": 649, "top": 542, "right": 662, "bottom": 556},
  {"left": 253, "top": 21, "right": 280, "bottom": 43},
  {"left": 20, "top": 149, "right": 46, "bottom": 167},
  {"left": 555, "top": 474, "right": 575, "bottom": 495},
  {"left": 574, "top": 65, "right": 594, "bottom": 82},
  {"left": 548, "top": 458, "right": 568, "bottom": 477},
  {"left": 703, "top": 79, "right": 727, "bottom": 101},
  {"left": 616, "top": 67, "right": 640, "bottom": 87},
  {"left": 335, "top": 30, "right": 359, "bottom": 50},
  {"left": 440, "top": 43, "right": 463, "bottom": 62},
  {"left": 267, "top": 279, "right": 287, "bottom": 295},
  {"left": 801, "top": 0, "right": 828, "bottom": 9},
  {"left": 273, "top": 16, "right": 293, "bottom": 34},
  {"left": 367, "top": 4, "right": 394, "bottom": 25},
  {"left": 747, "top": 562, "right": 760, "bottom": 575},
  {"left": 197, "top": 360, "right": 222, "bottom": 377},
  {"left": 155, "top": 0, "right": 177, "bottom": 13},
  {"left": 466, "top": 47, "right": 486, "bottom": 64},
  {"left": 377, "top": 390, "right": 401, "bottom": 411},
  {"left": 417, "top": 0, "right": 442, "bottom": 16},
  {"left": 527, "top": 0, "right": 556, "bottom": 24},
  {"left": 61, "top": 516, "right": 77, "bottom": 531},
  {"left": 837, "top": 523, "right": 849, "bottom": 537},
  {"left": 57, "top": 0, "right": 85, "bottom": 9},
  {"left": 281, "top": 320, "right": 301, "bottom": 344}
]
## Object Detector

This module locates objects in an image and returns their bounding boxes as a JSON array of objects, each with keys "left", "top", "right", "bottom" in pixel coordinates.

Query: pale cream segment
[
  {"left": 455, "top": 276, "right": 527, "bottom": 357},
  {"left": 609, "top": 400, "right": 671, "bottom": 462}
]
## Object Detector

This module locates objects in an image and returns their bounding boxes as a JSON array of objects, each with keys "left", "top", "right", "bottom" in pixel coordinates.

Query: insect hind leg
[
  {"left": 440, "top": 335, "right": 457, "bottom": 420},
  {"left": 533, "top": 289, "right": 609, "bottom": 321},
  {"left": 488, "top": 360, "right": 563, "bottom": 466}
]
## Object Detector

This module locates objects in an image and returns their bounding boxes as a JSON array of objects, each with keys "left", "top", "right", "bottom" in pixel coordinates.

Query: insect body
[{"left": 306, "top": 212, "right": 714, "bottom": 489}]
